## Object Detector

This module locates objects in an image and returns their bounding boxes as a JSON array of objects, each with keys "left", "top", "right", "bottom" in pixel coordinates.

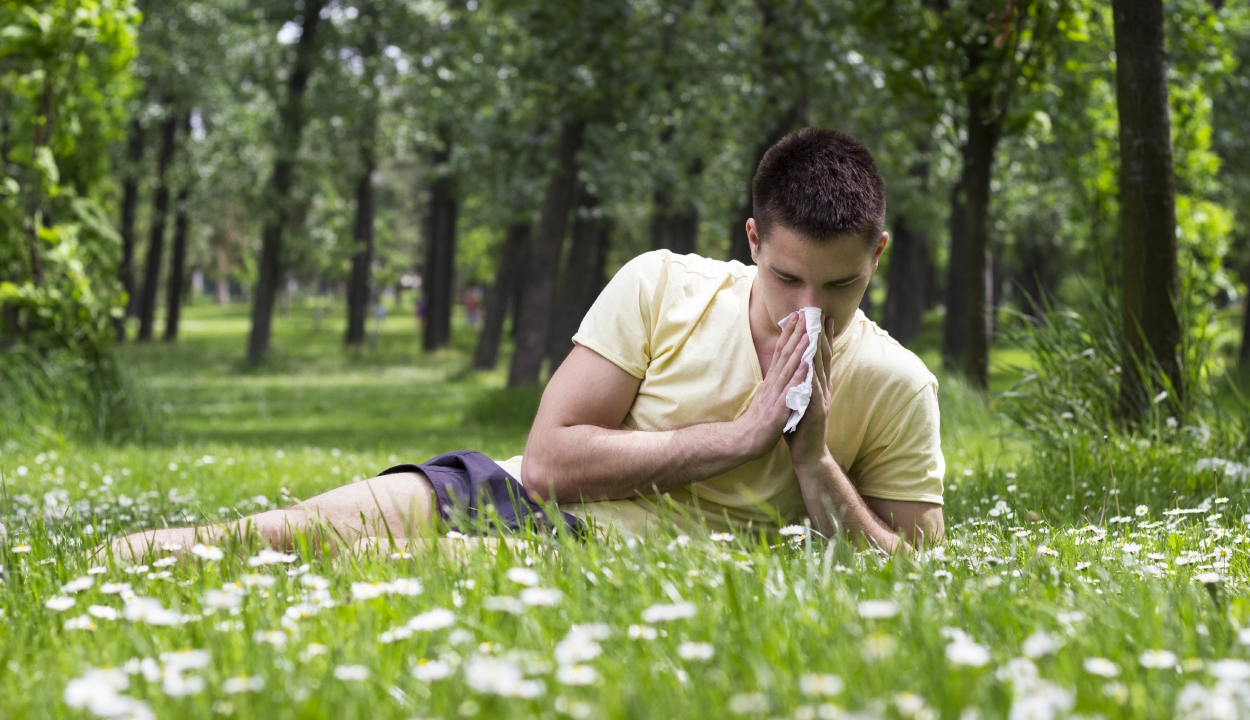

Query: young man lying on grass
[{"left": 112, "top": 128, "right": 944, "bottom": 559}]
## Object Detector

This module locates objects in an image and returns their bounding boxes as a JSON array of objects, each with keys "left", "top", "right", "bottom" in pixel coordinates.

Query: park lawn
[{"left": 1, "top": 302, "right": 1249, "bottom": 719}]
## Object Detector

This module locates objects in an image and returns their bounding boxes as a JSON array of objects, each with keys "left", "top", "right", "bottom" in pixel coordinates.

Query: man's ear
[
  {"left": 871, "top": 232, "right": 889, "bottom": 270},
  {"left": 747, "top": 218, "right": 761, "bottom": 264}
]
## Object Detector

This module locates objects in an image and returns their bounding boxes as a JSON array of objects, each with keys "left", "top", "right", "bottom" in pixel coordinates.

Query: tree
[
  {"left": 343, "top": 2, "right": 383, "bottom": 347},
  {"left": 503, "top": 0, "right": 633, "bottom": 386},
  {"left": 115, "top": 117, "right": 144, "bottom": 338},
  {"left": 247, "top": 0, "right": 327, "bottom": 365},
  {"left": 0, "top": 0, "right": 139, "bottom": 358},
  {"left": 881, "top": 214, "right": 933, "bottom": 346},
  {"left": 508, "top": 118, "right": 585, "bottom": 385},
  {"left": 861, "top": 0, "right": 1068, "bottom": 388},
  {"left": 135, "top": 106, "right": 179, "bottom": 342},
  {"left": 472, "top": 221, "right": 530, "bottom": 369},
  {"left": 163, "top": 177, "right": 192, "bottom": 340},
  {"left": 728, "top": 0, "right": 811, "bottom": 264},
  {"left": 549, "top": 188, "right": 611, "bottom": 368},
  {"left": 422, "top": 128, "right": 458, "bottom": 352},
  {"left": 1111, "top": 0, "right": 1182, "bottom": 413}
]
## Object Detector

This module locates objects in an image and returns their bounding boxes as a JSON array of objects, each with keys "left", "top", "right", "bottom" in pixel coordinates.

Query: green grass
[{"left": 3, "top": 302, "right": 1250, "bottom": 719}]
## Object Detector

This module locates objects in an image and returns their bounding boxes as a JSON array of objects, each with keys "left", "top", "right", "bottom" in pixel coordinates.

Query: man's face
[{"left": 747, "top": 218, "right": 888, "bottom": 337}]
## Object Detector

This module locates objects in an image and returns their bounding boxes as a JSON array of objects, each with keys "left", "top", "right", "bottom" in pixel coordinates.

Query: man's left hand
[{"left": 785, "top": 314, "right": 834, "bottom": 468}]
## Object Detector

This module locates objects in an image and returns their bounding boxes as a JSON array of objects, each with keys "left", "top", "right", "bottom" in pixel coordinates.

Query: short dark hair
[{"left": 752, "top": 128, "right": 886, "bottom": 244}]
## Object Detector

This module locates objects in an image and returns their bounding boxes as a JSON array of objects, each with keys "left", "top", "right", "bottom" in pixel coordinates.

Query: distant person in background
[
  {"left": 465, "top": 286, "right": 482, "bottom": 327},
  {"left": 413, "top": 274, "right": 425, "bottom": 334},
  {"left": 371, "top": 301, "right": 387, "bottom": 351}
]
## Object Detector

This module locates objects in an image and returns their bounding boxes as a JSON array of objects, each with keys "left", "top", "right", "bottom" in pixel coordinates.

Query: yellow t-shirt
[{"left": 496, "top": 250, "right": 944, "bottom": 535}]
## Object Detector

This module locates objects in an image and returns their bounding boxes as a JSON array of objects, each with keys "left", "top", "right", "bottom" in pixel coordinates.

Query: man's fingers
[
  {"left": 769, "top": 312, "right": 795, "bottom": 375},
  {"left": 779, "top": 314, "right": 806, "bottom": 364},
  {"left": 764, "top": 313, "right": 805, "bottom": 396},
  {"left": 818, "top": 324, "right": 832, "bottom": 387},
  {"left": 781, "top": 333, "right": 809, "bottom": 385}
]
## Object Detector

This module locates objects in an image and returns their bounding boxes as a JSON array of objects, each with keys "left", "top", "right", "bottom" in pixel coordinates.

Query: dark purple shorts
[{"left": 379, "top": 450, "right": 584, "bottom": 537}]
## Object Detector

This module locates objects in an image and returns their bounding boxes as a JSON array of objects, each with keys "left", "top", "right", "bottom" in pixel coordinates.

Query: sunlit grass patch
[
  {"left": 6, "top": 304, "right": 1250, "bottom": 717},
  {"left": 5, "top": 485, "right": 1250, "bottom": 718}
]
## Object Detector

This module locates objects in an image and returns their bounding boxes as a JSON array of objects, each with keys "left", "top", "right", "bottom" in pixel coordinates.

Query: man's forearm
[
  {"left": 793, "top": 455, "right": 902, "bottom": 553},
  {"left": 522, "top": 421, "right": 759, "bottom": 503}
]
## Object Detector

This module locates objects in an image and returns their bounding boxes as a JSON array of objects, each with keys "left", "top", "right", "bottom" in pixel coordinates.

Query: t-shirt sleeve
[
  {"left": 571, "top": 251, "right": 667, "bottom": 379},
  {"left": 850, "top": 382, "right": 945, "bottom": 505}
]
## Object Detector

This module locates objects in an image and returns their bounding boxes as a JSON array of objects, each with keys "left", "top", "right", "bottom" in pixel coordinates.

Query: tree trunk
[
  {"left": 960, "top": 88, "right": 1002, "bottom": 389},
  {"left": 344, "top": 19, "right": 380, "bottom": 347},
  {"left": 729, "top": 100, "right": 807, "bottom": 264},
  {"left": 246, "top": 0, "right": 326, "bottom": 364},
  {"left": 473, "top": 221, "right": 530, "bottom": 370},
  {"left": 1112, "top": 0, "right": 1183, "bottom": 414},
  {"left": 163, "top": 185, "right": 191, "bottom": 341},
  {"left": 508, "top": 118, "right": 586, "bottom": 386},
  {"left": 941, "top": 178, "right": 967, "bottom": 369},
  {"left": 730, "top": 0, "right": 807, "bottom": 264},
  {"left": 549, "top": 193, "right": 611, "bottom": 370},
  {"left": 214, "top": 246, "right": 231, "bottom": 305},
  {"left": 137, "top": 109, "right": 180, "bottom": 342},
  {"left": 116, "top": 118, "right": 144, "bottom": 339},
  {"left": 651, "top": 188, "right": 699, "bottom": 255},
  {"left": 344, "top": 164, "right": 378, "bottom": 346},
  {"left": 881, "top": 214, "right": 931, "bottom": 347},
  {"left": 509, "top": 229, "right": 530, "bottom": 341},
  {"left": 422, "top": 134, "right": 458, "bottom": 352},
  {"left": 1015, "top": 218, "right": 1059, "bottom": 317}
]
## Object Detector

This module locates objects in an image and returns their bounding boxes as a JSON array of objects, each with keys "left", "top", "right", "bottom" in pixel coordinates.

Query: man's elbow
[
  {"left": 906, "top": 508, "right": 945, "bottom": 547},
  {"left": 520, "top": 455, "right": 561, "bottom": 502}
]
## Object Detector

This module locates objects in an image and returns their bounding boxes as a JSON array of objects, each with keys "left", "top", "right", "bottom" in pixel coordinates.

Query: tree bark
[
  {"left": 473, "top": 222, "right": 530, "bottom": 370},
  {"left": 163, "top": 184, "right": 192, "bottom": 341},
  {"left": 246, "top": 0, "right": 326, "bottom": 364},
  {"left": 1112, "top": 0, "right": 1183, "bottom": 414},
  {"left": 137, "top": 109, "right": 180, "bottom": 342},
  {"left": 549, "top": 192, "right": 610, "bottom": 370},
  {"left": 344, "top": 165, "right": 378, "bottom": 346},
  {"left": 960, "top": 88, "right": 1002, "bottom": 389},
  {"left": 881, "top": 214, "right": 931, "bottom": 347},
  {"left": 652, "top": 188, "right": 699, "bottom": 256},
  {"left": 730, "top": 0, "right": 807, "bottom": 264},
  {"left": 509, "top": 228, "right": 530, "bottom": 341},
  {"left": 508, "top": 118, "right": 585, "bottom": 386},
  {"left": 1015, "top": 218, "right": 1059, "bottom": 317},
  {"left": 422, "top": 133, "right": 458, "bottom": 352},
  {"left": 941, "top": 178, "right": 967, "bottom": 369},
  {"left": 729, "top": 99, "right": 807, "bottom": 264},
  {"left": 116, "top": 117, "right": 145, "bottom": 339},
  {"left": 344, "top": 16, "right": 381, "bottom": 347}
]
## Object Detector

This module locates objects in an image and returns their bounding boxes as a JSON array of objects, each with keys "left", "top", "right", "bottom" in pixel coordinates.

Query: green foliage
[
  {"left": 994, "top": 290, "right": 1250, "bottom": 521},
  {"left": 0, "top": 0, "right": 145, "bottom": 442},
  {"left": 0, "top": 0, "right": 138, "bottom": 357},
  {"left": 0, "top": 345, "right": 148, "bottom": 446}
]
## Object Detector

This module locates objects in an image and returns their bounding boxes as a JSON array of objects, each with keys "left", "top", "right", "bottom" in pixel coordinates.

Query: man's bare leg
[{"left": 109, "top": 472, "right": 437, "bottom": 562}]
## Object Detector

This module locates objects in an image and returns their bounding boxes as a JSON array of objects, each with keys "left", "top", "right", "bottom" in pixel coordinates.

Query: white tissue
[{"left": 782, "top": 307, "right": 822, "bottom": 433}]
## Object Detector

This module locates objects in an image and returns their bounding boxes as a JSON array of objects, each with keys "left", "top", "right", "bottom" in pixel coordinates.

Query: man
[{"left": 114, "top": 128, "right": 943, "bottom": 559}]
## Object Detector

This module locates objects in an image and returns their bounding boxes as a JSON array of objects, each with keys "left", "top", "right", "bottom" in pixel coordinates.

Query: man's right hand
[
  {"left": 523, "top": 312, "right": 813, "bottom": 503},
  {"left": 732, "top": 310, "right": 815, "bottom": 460}
]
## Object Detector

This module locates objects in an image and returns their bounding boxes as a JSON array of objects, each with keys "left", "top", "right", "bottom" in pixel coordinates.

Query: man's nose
[{"left": 797, "top": 287, "right": 821, "bottom": 308}]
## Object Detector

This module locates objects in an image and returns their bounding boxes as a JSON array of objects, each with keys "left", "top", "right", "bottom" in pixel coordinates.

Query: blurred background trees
[{"left": 4, "top": 0, "right": 1250, "bottom": 417}]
